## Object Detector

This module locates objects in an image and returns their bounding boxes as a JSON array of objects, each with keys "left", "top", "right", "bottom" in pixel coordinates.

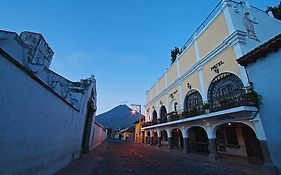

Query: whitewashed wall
[
  {"left": 226, "top": 1, "right": 281, "bottom": 55},
  {"left": 0, "top": 30, "right": 97, "bottom": 175},
  {"left": 90, "top": 123, "right": 107, "bottom": 149},
  {"left": 246, "top": 50, "right": 281, "bottom": 172}
]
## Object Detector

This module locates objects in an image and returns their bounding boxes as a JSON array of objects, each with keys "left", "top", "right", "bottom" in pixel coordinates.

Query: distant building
[
  {"left": 237, "top": 34, "right": 281, "bottom": 172},
  {"left": 142, "top": 0, "right": 281, "bottom": 173},
  {"left": 0, "top": 30, "right": 106, "bottom": 174},
  {"left": 134, "top": 119, "right": 144, "bottom": 143},
  {"left": 120, "top": 127, "right": 135, "bottom": 141}
]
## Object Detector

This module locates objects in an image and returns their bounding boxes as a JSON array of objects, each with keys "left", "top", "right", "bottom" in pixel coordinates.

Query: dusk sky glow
[{"left": 1, "top": 0, "right": 279, "bottom": 114}]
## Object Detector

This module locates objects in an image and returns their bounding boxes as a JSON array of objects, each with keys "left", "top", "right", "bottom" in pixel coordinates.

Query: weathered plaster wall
[
  {"left": 0, "top": 53, "right": 90, "bottom": 175},
  {"left": 246, "top": 51, "right": 281, "bottom": 172},
  {"left": 90, "top": 123, "right": 107, "bottom": 149}
]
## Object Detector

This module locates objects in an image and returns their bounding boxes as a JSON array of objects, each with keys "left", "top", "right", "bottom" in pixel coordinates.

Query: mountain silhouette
[{"left": 96, "top": 104, "right": 144, "bottom": 131}]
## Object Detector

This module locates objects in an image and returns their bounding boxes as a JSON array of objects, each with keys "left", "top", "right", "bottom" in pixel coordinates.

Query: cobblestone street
[{"left": 56, "top": 139, "right": 274, "bottom": 175}]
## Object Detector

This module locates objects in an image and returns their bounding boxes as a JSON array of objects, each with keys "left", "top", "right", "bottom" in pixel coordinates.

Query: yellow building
[
  {"left": 134, "top": 119, "right": 144, "bottom": 143},
  {"left": 142, "top": 0, "right": 281, "bottom": 169}
]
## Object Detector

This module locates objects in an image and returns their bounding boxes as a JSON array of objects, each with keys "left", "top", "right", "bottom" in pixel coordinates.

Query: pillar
[
  {"left": 157, "top": 131, "right": 161, "bottom": 147},
  {"left": 259, "top": 140, "right": 278, "bottom": 172},
  {"left": 181, "top": 127, "right": 188, "bottom": 153},
  {"left": 260, "top": 140, "right": 273, "bottom": 164},
  {"left": 167, "top": 129, "right": 172, "bottom": 149},
  {"left": 141, "top": 131, "right": 145, "bottom": 144},
  {"left": 144, "top": 132, "right": 148, "bottom": 144},
  {"left": 183, "top": 137, "right": 189, "bottom": 153},
  {"left": 151, "top": 132, "right": 156, "bottom": 145},
  {"left": 157, "top": 137, "right": 161, "bottom": 147},
  {"left": 205, "top": 125, "right": 218, "bottom": 160},
  {"left": 168, "top": 137, "right": 172, "bottom": 149},
  {"left": 250, "top": 114, "right": 277, "bottom": 172},
  {"left": 208, "top": 138, "right": 218, "bottom": 160}
]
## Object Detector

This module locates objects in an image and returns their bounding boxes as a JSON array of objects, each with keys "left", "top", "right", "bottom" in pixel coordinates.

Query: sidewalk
[
  {"left": 54, "top": 141, "right": 108, "bottom": 175},
  {"left": 145, "top": 144, "right": 279, "bottom": 175}
]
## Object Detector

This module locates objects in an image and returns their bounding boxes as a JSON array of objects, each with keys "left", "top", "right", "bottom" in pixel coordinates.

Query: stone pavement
[
  {"left": 55, "top": 139, "right": 277, "bottom": 175},
  {"left": 55, "top": 141, "right": 108, "bottom": 175}
]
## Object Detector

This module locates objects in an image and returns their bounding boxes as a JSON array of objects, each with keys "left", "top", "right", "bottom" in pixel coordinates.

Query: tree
[
  {"left": 266, "top": 2, "right": 281, "bottom": 20},
  {"left": 170, "top": 47, "right": 180, "bottom": 64}
]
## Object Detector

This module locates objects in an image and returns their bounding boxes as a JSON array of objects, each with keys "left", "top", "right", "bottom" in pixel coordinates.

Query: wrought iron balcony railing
[
  {"left": 142, "top": 93, "right": 258, "bottom": 128},
  {"left": 210, "top": 93, "right": 258, "bottom": 112}
]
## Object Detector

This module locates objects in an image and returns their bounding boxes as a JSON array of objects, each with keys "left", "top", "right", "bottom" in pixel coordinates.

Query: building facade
[
  {"left": 238, "top": 34, "right": 281, "bottom": 172},
  {"left": 134, "top": 119, "right": 144, "bottom": 143},
  {"left": 142, "top": 0, "right": 281, "bottom": 171},
  {"left": 0, "top": 30, "right": 106, "bottom": 175}
]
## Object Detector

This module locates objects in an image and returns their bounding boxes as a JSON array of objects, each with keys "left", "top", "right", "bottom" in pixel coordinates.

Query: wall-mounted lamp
[{"left": 187, "top": 83, "right": 192, "bottom": 89}]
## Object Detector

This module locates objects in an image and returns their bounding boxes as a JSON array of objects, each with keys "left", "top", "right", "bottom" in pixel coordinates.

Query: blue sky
[{"left": 1, "top": 0, "right": 279, "bottom": 114}]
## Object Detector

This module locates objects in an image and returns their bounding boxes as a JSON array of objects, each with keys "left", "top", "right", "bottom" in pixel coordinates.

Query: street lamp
[
  {"left": 131, "top": 104, "right": 142, "bottom": 122},
  {"left": 131, "top": 104, "right": 141, "bottom": 114}
]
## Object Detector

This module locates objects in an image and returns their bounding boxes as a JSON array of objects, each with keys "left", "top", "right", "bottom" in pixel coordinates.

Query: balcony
[
  {"left": 210, "top": 91, "right": 259, "bottom": 112},
  {"left": 142, "top": 93, "right": 258, "bottom": 128}
]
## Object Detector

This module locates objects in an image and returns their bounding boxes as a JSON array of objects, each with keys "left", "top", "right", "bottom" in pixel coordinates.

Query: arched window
[
  {"left": 183, "top": 90, "right": 203, "bottom": 116},
  {"left": 207, "top": 73, "right": 245, "bottom": 112},
  {"left": 159, "top": 106, "right": 167, "bottom": 123},
  {"left": 152, "top": 110, "right": 158, "bottom": 124}
]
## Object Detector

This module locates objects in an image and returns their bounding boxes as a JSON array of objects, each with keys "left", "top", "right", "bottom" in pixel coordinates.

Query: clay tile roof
[{"left": 237, "top": 33, "right": 281, "bottom": 66}]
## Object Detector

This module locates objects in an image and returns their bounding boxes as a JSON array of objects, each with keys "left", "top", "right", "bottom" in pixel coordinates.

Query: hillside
[{"left": 96, "top": 104, "right": 144, "bottom": 131}]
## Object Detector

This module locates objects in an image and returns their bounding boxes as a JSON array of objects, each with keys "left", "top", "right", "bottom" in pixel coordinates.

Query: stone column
[
  {"left": 259, "top": 140, "right": 278, "bottom": 172},
  {"left": 157, "top": 137, "right": 161, "bottom": 147},
  {"left": 157, "top": 131, "right": 162, "bottom": 147},
  {"left": 260, "top": 140, "right": 273, "bottom": 164},
  {"left": 182, "top": 127, "right": 188, "bottom": 153},
  {"left": 183, "top": 137, "right": 189, "bottom": 153},
  {"left": 251, "top": 114, "right": 277, "bottom": 172},
  {"left": 146, "top": 136, "right": 151, "bottom": 144},
  {"left": 168, "top": 137, "right": 172, "bottom": 149},
  {"left": 141, "top": 132, "right": 144, "bottom": 144},
  {"left": 208, "top": 138, "right": 218, "bottom": 160},
  {"left": 144, "top": 132, "right": 148, "bottom": 144}
]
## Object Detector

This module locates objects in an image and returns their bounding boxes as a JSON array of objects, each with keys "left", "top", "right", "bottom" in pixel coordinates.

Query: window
[
  {"left": 208, "top": 73, "right": 245, "bottom": 111},
  {"left": 184, "top": 90, "right": 203, "bottom": 113}
]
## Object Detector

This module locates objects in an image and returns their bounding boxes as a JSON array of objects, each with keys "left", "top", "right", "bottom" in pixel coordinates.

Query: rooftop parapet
[
  {"left": 0, "top": 30, "right": 96, "bottom": 111},
  {"left": 20, "top": 31, "right": 54, "bottom": 71}
]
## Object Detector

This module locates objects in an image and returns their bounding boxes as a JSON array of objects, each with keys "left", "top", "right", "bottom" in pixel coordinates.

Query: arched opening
[
  {"left": 159, "top": 106, "right": 167, "bottom": 123},
  {"left": 161, "top": 130, "right": 168, "bottom": 146},
  {"left": 188, "top": 126, "right": 209, "bottom": 154},
  {"left": 171, "top": 128, "right": 184, "bottom": 149},
  {"left": 207, "top": 72, "right": 245, "bottom": 112},
  {"left": 183, "top": 90, "right": 203, "bottom": 117},
  {"left": 152, "top": 131, "right": 158, "bottom": 145},
  {"left": 152, "top": 110, "right": 158, "bottom": 124},
  {"left": 146, "top": 131, "right": 151, "bottom": 144},
  {"left": 215, "top": 122, "right": 264, "bottom": 164}
]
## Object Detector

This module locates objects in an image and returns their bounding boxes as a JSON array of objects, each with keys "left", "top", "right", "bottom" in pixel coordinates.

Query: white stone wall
[
  {"left": 246, "top": 50, "right": 281, "bottom": 172},
  {"left": 90, "top": 123, "right": 107, "bottom": 149},
  {"left": 0, "top": 30, "right": 97, "bottom": 175}
]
